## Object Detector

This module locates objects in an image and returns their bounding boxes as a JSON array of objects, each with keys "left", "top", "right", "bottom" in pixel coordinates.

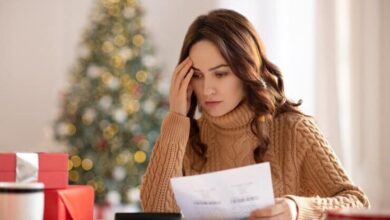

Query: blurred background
[{"left": 0, "top": 0, "right": 389, "bottom": 218}]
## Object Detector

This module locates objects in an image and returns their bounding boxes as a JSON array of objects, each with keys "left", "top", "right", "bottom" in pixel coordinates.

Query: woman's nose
[{"left": 203, "top": 80, "right": 216, "bottom": 96}]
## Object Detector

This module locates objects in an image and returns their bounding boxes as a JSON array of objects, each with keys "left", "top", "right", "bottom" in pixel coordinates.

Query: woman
[{"left": 140, "top": 9, "right": 369, "bottom": 220}]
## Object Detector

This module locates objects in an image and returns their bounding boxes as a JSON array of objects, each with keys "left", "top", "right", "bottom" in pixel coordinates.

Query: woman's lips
[{"left": 205, "top": 101, "right": 222, "bottom": 108}]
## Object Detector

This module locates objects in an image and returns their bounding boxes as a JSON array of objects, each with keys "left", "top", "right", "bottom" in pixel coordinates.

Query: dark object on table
[{"left": 115, "top": 212, "right": 182, "bottom": 220}]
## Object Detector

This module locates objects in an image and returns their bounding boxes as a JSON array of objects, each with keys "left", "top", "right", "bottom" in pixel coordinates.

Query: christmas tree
[{"left": 54, "top": 0, "right": 167, "bottom": 205}]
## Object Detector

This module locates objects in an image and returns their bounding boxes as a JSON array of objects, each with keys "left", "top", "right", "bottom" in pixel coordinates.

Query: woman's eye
[
  {"left": 215, "top": 72, "right": 228, "bottom": 78},
  {"left": 192, "top": 73, "right": 202, "bottom": 79}
]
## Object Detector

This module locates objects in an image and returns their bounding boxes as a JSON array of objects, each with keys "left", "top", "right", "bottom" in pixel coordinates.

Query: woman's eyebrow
[{"left": 192, "top": 64, "right": 229, "bottom": 72}]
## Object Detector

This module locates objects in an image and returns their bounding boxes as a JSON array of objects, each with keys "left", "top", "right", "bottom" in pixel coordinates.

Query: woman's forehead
[{"left": 189, "top": 40, "right": 228, "bottom": 71}]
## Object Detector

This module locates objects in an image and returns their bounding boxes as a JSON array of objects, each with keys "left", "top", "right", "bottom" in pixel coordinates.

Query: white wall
[
  {"left": 0, "top": 0, "right": 94, "bottom": 152},
  {"left": 216, "top": 0, "right": 315, "bottom": 115},
  {"left": 380, "top": 0, "right": 390, "bottom": 208},
  {"left": 0, "top": 0, "right": 217, "bottom": 152},
  {"left": 141, "top": 0, "right": 217, "bottom": 92}
]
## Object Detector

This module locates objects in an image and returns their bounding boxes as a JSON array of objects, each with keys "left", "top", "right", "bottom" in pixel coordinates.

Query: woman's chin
[{"left": 203, "top": 108, "right": 228, "bottom": 117}]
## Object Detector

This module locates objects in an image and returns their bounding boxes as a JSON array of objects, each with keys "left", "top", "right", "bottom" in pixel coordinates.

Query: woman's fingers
[
  {"left": 186, "top": 84, "right": 194, "bottom": 114},
  {"left": 174, "top": 59, "right": 193, "bottom": 88},
  {"left": 169, "top": 56, "right": 194, "bottom": 116},
  {"left": 180, "top": 69, "right": 194, "bottom": 92},
  {"left": 249, "top": 199, "right": 288, "bottom": 219},
  {"left": 176, "top": 57, "right": 190, "bottom": 72},
  {"left": 171, "top": 58, "right": 193, "bottom": 101},
  {"left": 250, "top": 207, "right": 285, "bottom": 218},
  {"left": 172, "top": 57, "right": 192, "bottom": 85},
  {"left": 169, "top": 57, "right": 190, "bottom": 96},
  {"left": 170, "top": 57, "right": 188, "bottom": 86},
  {"left": 186, "top": 84, "right": 193, "bottom": 100}
]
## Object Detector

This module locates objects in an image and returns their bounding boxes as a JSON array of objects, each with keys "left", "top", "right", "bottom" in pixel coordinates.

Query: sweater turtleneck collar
[{"left": 202, "top": 101, "right": 254, "bottom": 130}]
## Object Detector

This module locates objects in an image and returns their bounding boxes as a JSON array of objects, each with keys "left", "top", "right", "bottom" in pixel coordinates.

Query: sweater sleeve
[
  {"left": 140, "top": 111, "right": 190, "bottom": 212},
  {"left": 285, "top": 116, "right": 370, "bottom": 220}
]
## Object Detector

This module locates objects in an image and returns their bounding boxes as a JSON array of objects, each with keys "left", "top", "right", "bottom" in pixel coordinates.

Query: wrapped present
[
  {"left": 326, "top": 209, "right": 390, "bottom": 220},
  {"left": 44, "top": 185, "right": 94, "bottom": 220},
  {"left": 0, "top": 152, "right": 68, "bottom": 189}
]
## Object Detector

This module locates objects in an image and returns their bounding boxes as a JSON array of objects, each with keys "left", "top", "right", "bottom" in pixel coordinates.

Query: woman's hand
[
  {"left": 169, "top": 57, "right": 194, "bottom": 116},
  {"left": 249, "top": 198, "right": 298, "bottom": 220}
]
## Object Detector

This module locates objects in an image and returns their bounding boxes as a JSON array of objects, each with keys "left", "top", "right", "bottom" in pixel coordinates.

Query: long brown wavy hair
[{"left": 178, "top": 9, "right": 302, "bottom": 166}]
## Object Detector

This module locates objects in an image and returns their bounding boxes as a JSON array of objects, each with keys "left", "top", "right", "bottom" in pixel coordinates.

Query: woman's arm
[
  {"left": 140, "top": 57, "right": 194, "bottom": 212},
  {"left": 140, "top": 112, "right": 190, "bottom": 212},
  {"left": 286, "top": 116, "right": 370, "bottom": 220}
]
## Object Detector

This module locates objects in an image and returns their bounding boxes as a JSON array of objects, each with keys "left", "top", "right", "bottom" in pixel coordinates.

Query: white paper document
[{"left": 170, "top": 163, "right": 274, "bottom": 220}]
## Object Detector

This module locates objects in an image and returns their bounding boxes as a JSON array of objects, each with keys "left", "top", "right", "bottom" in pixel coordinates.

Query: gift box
[
  {"left": 0, "top": 152, "right": 68, "bottom": 189},
  {"left": 44, "top": 185, "right": 94, "bottom": 220},
  {"left": 326, "top": 209, "right": 390, "bottom": 220}
]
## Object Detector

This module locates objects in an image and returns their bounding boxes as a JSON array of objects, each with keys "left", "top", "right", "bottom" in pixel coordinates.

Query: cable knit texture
[{"left": 140, "top": 103, "right": 370, "bottom": 219}]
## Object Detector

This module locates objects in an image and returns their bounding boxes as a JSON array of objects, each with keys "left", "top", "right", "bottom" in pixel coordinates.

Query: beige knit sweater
[{"left": 140, "top": 102, "right": 369, "bottom": 219}]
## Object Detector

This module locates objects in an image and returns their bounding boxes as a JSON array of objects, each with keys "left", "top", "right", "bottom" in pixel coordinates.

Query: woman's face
[{"left": 189, "top": 40, "right": 245, "bottom": 117}]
